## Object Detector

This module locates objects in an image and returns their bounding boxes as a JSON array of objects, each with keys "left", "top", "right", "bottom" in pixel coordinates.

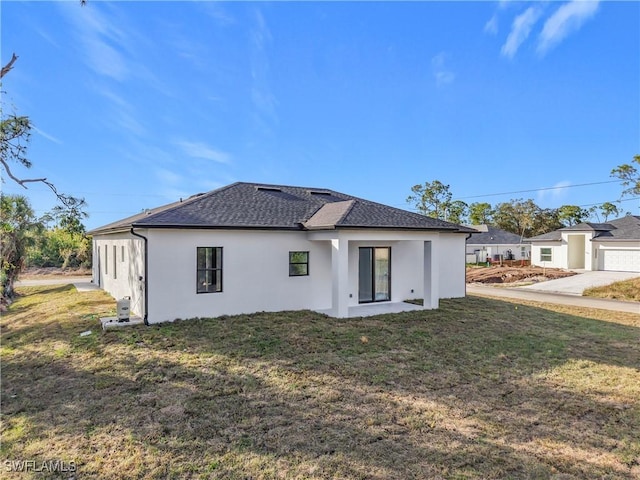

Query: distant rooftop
[
  {"left": 527, "top": 216, "right": 640, "bottom": 242},
  {"left": 465, "top": 225, "right": 528, "bottom": 245}
]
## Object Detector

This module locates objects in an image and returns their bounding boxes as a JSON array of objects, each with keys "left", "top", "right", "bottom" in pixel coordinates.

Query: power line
[
  {"left": 401, "top": 196, "right": 639, "bottom": 213},
  {"left": 454, "top": 180, "right": 622, "bottom": 200}
]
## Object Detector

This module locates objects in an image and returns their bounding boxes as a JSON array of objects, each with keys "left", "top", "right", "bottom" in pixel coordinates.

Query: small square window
[
  {"left": 289, "top": 251, "right": 309, "bottom": 276},
  {"left": 540, "top": 248, "right": 552, "bottom": 262}
]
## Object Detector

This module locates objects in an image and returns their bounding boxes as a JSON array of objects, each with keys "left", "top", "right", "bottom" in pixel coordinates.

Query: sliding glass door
[{"left": 358, "top": 247, "right": 391, "bottom": 303}]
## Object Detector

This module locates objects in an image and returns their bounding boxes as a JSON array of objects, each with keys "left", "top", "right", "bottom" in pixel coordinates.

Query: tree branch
[
  {"left": 1, "top": 53, "right": 18, "bottom": 79},
  {"left": 0, "top": 157, "right": 78, "bottom": 210},
  {"left": 0, "top": 157, "right": 46, "bottom": 188}
]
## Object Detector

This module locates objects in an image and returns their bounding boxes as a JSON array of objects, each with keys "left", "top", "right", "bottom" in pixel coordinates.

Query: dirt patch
[
  {"left": 20, "top": 266, "right": 92, "bottom": 279},
  {"left": 466, "top": 265, "right": 576, "bottom": 285}
]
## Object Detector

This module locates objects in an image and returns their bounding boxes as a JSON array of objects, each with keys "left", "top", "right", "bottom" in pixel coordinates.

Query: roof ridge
[{"left": 334, "top": 199, "right": 356, "bottom": 224}]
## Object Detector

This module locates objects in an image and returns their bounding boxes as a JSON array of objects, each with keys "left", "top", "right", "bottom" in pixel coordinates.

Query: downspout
[
  {"left": 464, "top": 232, "right": 473, "bottom": 296},
  {"left": 130, "top": 228, "right": 149, "bottom": 325}
]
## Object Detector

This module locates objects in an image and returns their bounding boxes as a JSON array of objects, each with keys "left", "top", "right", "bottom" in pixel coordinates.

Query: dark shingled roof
[
  {"left": 527, "top": 216, "right": 640, "bottom": 242},
  {"left": 465, "top": 225, "right": 528, "bottom": 245},
  {"left": 90, "top": 182, "right": 477, "bottom": 234}
]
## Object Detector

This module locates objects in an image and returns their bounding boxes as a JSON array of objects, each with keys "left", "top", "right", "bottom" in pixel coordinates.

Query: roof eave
[{"left": 130, "top": 223, "right": 304, "bottom": 231}]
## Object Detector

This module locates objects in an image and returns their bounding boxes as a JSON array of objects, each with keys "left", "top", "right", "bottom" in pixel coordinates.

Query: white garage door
[{"left": 602, "top": 249, "right": 640, "bottom": 272}]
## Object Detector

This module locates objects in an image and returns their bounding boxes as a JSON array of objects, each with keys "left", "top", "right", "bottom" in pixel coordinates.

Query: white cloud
[
  {"left": 155, "top": 168, "right": 183, "bottom": 185},
  {"left": 431, "top": 52, "right": 455, "bottom": 86},
  {"left": 501, "top": 6, "right": 542, "bottom": 59},
  {"left": 538, "top": 180, "right": 572, "bottom": 202},
  {"left": 537, "top": 0, "right": 600, "bottom": 55},
  {"left": 249, "top": 8, "right": 279, "bottom": 136},
  {"left": 484, "top": 14, "right": 499, "bottom": 35},
  {"left": 32, "top": 126, "right": 62, "bottom": 145},
  {"left": 175, "top": 140, "right": 231, "bottom": 164},
  {"left": 200, "top": 2, "right": 235, "bottom": 27},
  {"left": 58, "top": 2, "right": 130, "bottom": 81}
]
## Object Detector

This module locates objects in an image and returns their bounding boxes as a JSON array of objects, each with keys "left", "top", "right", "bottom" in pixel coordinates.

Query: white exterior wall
[
  {"left": 94, "top": 227, "right": 469, "bottom": 323},
  {"left": 146, "top": 229, "right": 332, "bottom": 323},
  {"left": 92, "top": 233, "right": 145, "bottom": 316},
  {"left": 531, "top": 233, "right": 603, "bottom": 271},
  {"left": 594, "top": 242, "right": 640, "bottom": 272},
  {"left": 530, "top": 242, "right": 566, "bottom": 269},
  {"left": 438, "top": 233, "right": 467, "bottom": 298}
]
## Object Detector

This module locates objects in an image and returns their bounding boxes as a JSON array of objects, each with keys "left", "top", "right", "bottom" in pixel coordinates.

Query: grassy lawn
[
  {"left": 2, "top": 286, "right": 639, "bottom": 479},
  {"left": 583, "top": 277, "right": 640, "bottom": 302}
]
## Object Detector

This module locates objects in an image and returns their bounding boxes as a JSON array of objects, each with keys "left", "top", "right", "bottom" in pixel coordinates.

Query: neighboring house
[
  {"left": 528, "top": 215, "right": 640, "bottom": 272},
  {"left": 89, "top": 182, "right": 476, "bottom": 324},
  {"left": 465, "top": 225, "right": 531, "bottom": 263}
]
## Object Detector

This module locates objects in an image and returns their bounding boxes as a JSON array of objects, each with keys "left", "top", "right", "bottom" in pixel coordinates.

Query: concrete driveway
[{"left": 520, "top": 271, "right": 639, "bottom": 295}]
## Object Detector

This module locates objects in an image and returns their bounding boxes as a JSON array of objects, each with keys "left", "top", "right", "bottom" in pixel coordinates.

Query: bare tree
[{"left": 1, "top": 54, "right": 86, "bottom": 211}]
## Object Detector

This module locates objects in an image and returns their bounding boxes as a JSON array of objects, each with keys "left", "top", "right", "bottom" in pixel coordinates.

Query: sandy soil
[{"left": 466, "top": 265, "right": 576, "bottom": 285}]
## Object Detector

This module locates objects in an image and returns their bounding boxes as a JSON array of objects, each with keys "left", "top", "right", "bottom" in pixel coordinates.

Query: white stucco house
[
  {"left": 527, "top": 215, "right": 640, "bottom": 272},
  {"left": 88, "top": 182, "right": 475, "bottom": 324},
  {"left": 465, "top": 225, "right": 530, "bottom": 263}
]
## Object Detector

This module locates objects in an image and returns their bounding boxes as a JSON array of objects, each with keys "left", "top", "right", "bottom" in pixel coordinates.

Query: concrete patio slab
[
  {"left": 317, "top": 301, "right": 425, "bottom": 318},
  {"left": 101, "top": 316, "right": 145, "bottom": 329}
]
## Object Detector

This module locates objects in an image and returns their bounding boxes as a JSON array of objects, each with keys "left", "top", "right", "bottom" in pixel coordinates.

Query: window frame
[
  {"left": 113, "top": 245, "right": 117, "bottom": 279},
  {"left": 196, "top": 247, "right": 223, "bottom": 294},
  {"left": 289, "top": 251, "right": 309, "bottom": 277},
  {"left": 540, "top": 247, "right": 552, "bottom": 262}
]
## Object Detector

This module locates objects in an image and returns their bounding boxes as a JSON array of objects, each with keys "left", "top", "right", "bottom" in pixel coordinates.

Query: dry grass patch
[
  {"left": 2, "top": 285, "right": 639, "bottom": 479},
  {"left": 583, "top": 277, "right": 640, "bottom": 302}
]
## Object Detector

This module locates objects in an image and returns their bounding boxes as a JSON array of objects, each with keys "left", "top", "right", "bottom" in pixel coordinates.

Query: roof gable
[
  {"left": 527, "top": 216, "right": 640, "bottom": 242},
  {"left": 90, "top": 182, "right": 476, "bottom": 234}
]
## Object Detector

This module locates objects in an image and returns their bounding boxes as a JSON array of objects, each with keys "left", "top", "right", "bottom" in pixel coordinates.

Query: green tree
[
  {"left": 31, "top": 202, "right": 91, "bottom": 269},
  {"left": 589, "top": 202, "right": 620, "bottom": 222},
  {"left": 493, "top": 199, "right": 541, "bottom": 240},
  {"left": 1, "top": 195, "right": 42, "bottom": 305},
  {"left": 532, "top": 208, "right": 563, "bottom": 236},
  {"left": 468, "top": 202, "right": 494, "bottom": 225},
  {"left": 407, "top": 180, "right": 453, "bottom": 219},
  {"left": 446, "top": 200, "right": 469, "bottom": 224},
  {"left": 611, "top": 154, "right": 640, "bottom": 197},
  {"left": 557, "top": 205, "right": 589, "bottom": 227}
]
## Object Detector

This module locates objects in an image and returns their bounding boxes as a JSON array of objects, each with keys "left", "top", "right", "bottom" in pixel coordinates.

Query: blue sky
[{"left": 2, "top": 0, "right": 639, "bottom": 230}]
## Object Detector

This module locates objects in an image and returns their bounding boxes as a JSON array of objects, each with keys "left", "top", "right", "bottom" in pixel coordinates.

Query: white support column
[
  {"left": 331, "top": 237, "right": 350, "bottom": 318},
  {"left": 423, "top": 239, "right": 439, "bottom": 309}
]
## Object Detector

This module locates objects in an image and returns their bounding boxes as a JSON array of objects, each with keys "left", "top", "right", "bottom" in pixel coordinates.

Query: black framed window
[
  {"left": 197, "top": 247, "right": 223, "bottom": 293},
  {"left": 540, "top": 247, "right": 552, "bottom": 262},
  {"left": 289, "top": 251, "right": 309, "bottom": 276}
]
